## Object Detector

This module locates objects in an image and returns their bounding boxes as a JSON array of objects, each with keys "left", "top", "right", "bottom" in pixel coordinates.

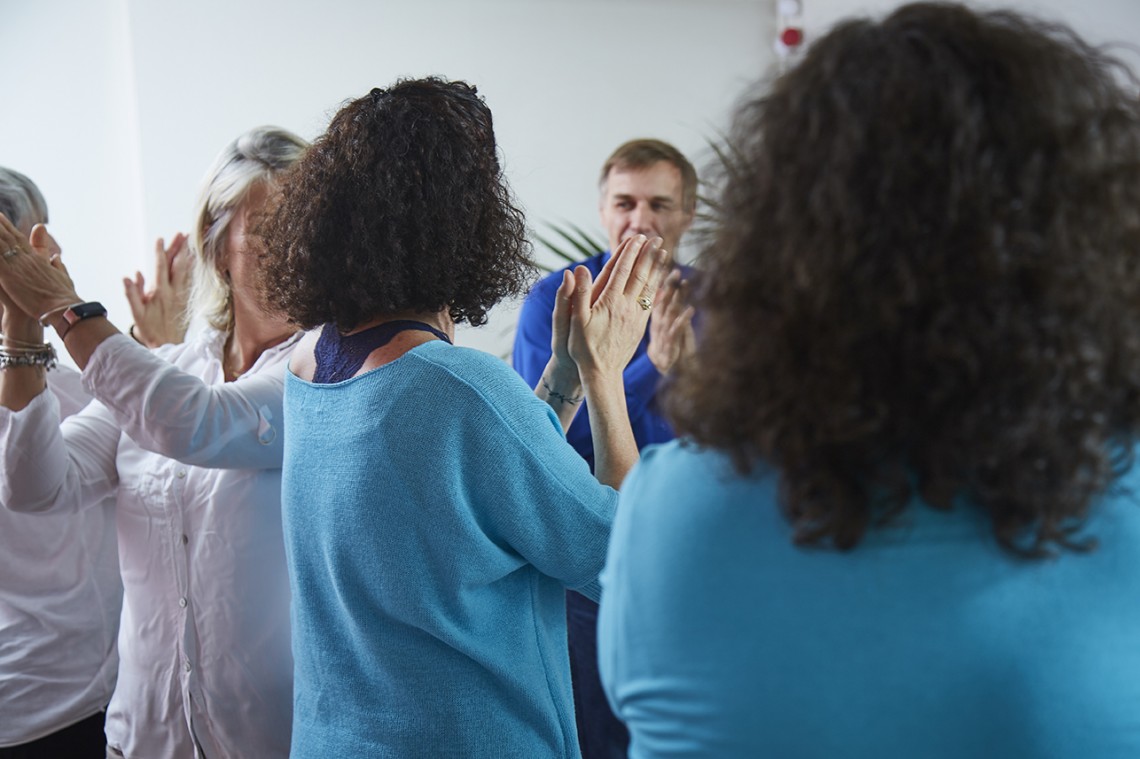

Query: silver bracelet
[
  {"left": 0, "top": 344, "right": 57, "bottom": 371},
  {"left": 541, "top": 376, "right": 583, "bottom": 405}
]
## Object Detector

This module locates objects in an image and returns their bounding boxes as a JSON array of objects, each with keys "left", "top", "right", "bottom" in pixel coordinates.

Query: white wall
[
  {"left": 0, "top": 0, "right": 772, "bottom": 360},
  {"left": 0, "top": 0, "right": 146, "bottom": 362}
]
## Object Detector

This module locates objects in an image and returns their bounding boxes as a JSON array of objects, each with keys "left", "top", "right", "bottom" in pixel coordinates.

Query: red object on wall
[{"left": 781, "top": 27, "right": 804, "bottom": 47}]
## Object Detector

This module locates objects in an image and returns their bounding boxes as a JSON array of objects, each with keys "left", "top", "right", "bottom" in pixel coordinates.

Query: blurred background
[{"left": 0, "top": 0, "right": 1135, "bottom": 361}]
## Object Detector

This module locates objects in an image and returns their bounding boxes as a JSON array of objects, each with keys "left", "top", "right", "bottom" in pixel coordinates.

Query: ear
[{"left": 679, "top": 209, "right": 696, "bottom": 236}]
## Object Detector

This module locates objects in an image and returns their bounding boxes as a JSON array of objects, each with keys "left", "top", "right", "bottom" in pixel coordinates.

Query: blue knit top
[
  {"left": 599, "top": 441, "right": 1140, "bottom": 758},
  {"left": 282, "top": 340, "right": 617, "bottom": 757}
]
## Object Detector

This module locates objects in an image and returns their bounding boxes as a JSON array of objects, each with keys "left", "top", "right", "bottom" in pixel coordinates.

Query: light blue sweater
[
  {"left": 282, "top": 340, "right": 617, "bottom": 757},
  {"left": 599, "top": 441, "right": 1140, "bottom": 758}
]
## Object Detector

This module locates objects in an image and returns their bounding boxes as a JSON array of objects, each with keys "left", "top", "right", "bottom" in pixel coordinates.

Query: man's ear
[{"left": 680, "top": 209, "right": 696, "bottom": 235}]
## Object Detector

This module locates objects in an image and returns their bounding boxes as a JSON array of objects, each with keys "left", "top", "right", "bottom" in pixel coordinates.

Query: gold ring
[{"left": 637, "top": 295, "right": 653, "bottom": 312}]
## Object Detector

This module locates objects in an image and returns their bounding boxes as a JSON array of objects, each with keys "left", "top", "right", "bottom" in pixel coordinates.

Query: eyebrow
[{"left": 611, "top": 193, "right": 677, "bottom": 205}]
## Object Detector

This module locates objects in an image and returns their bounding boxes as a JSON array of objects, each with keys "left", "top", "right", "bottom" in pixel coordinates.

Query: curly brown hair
[
  {"left": 667, "top": 2, "right": 1140, "bottom": 555},
  {"left": 259, "top": 78, "right": 531, "bottom": 330}
]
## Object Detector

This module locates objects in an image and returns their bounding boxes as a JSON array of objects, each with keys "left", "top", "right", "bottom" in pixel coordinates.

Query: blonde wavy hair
[{"left": 189, "top": 126, "right": 308, "bottom": 332}]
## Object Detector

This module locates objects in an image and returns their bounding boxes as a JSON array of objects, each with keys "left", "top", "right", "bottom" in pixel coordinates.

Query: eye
[{"left": 615, "top": 200, "right": 634, "bottom": 211}]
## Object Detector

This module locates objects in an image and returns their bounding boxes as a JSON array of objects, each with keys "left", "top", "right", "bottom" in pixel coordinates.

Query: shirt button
[
  {"left": 178, "top": 597, "right": 188, "bottom": 608},
  {"left": 181, "top": 534, "right": 189, "bottom": 545},
  {"left": 184, "top": 661, "right": 192, "bottom": 673},
  {"left": 176, "top": 470, "right": 186, "bottom": 479}
]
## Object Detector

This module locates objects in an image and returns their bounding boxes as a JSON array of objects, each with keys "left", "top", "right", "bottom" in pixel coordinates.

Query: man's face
[{"left": 599, "top": 161, "right": 693, "bottom": 256}]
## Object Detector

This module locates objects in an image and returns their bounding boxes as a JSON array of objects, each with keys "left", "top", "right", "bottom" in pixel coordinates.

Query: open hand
[
  {"left": 647, "top": 269, "right": 696, "bottom": 374},
  {"left": 567, "top": 235, "right": 670, "bottom": 383},
  {"left": 124, "top": 233, "right": 192, "bottom": 348}
]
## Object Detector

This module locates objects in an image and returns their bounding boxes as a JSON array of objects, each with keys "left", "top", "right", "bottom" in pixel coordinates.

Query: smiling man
[{"left": 511, "top": 138, "right": 696, "bottom": 759}]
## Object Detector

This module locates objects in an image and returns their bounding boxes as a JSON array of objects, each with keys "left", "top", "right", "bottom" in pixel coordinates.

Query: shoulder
[
  {"left": 287, "top": 329, "right": 321, "bottom": 382},
  {"left": 619, "top": 441, "right": 781, "bottom": 540},
  {"left": 406, "top": 342, "right": 564, "bottom": 431},
  {"left": 409, "top": 342, "right": 534, "bottom": 399}
]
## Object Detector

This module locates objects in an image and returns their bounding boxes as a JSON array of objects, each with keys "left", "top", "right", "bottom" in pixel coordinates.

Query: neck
[
  {"left": 224, "top": 300, "right": 296, "bottom": 380},
  {"left": 347, "top": 310, "right": 455, "bottom": 342}
]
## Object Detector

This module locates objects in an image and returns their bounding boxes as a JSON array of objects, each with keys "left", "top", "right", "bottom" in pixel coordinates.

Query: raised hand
[
  {"left": 0, "top": 213, "right": 81, "bottom": 322},
  {"left": 567, "top": 235, "right": 670, "bottom": 383},
  {"left": 647, "top": 269, "right": 696, "bottom": 374},
  {"left": 124, "top": 233, "right": 192, "bottom": 348}
]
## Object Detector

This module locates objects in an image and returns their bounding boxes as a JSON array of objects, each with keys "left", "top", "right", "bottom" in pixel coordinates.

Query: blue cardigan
[{"left": 283, "top": 341, "right": 617, "bottom": 757}]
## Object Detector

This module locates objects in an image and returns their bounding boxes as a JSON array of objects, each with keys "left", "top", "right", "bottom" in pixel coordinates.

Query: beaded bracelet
[{"left": 0, "top": 343, "right": 57, "bottom": 371}]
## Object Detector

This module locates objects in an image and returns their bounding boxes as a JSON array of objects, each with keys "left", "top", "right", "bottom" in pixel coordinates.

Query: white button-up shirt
[
  {"left": 0, "top": 330, "right": 298, "bottom": 759},
  {"left": 0, "top": 366, "right": 121, "bottom": 747}
]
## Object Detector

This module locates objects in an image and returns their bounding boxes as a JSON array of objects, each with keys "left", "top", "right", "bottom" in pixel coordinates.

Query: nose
[{"left": 629, "top": 203, "right": 653, "bottom": 232}]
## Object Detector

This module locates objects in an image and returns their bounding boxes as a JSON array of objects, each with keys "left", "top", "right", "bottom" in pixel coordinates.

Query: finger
[
  {"left": 657, "top": 272, "right": 680, "bottom": 313},
  {"left": 123, "top": 276, "right": 146, "bottom": 317},
  {"left": 170, "top": 245, "right": 194, "bottom": 285},
  {"left": 602, "top": 235, "right": 646, "bottom": 299},
  {"left": 552, "top": 269, "right": 574, "bottom": 344},
  {"left": 0, "top": 213, "right": 29, "bottom": 253},
  {"left": 570, "top": 265, "right": 593, "bottom": 329},
  {"left": 170, "top": 232, "right": 188, "bottom": 255},
  {"left": 154, "top": 237, "right": 170, "bottom": 289},
  {"left": 165, "top": 233, "right": 189, "bottom": 283},
  {"left": 590, "top": 251, "right": 619, "bottom": 307},
  {"left": 50, "top": 254, "right": 72, "bottom": 278},
  {"left": 624, "top": 237, "right": 665, "bottom": 297}
]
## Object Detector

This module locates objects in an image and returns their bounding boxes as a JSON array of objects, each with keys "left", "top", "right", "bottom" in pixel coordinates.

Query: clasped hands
[
  {"left": 0, "top": 213, "right": 192, "bottom": 348},
  {"left": 0, "top": 213, "right": 77, "bottom": 340},
  {"left": 546, "top": 234, "right": 672, "bottom": 395}
]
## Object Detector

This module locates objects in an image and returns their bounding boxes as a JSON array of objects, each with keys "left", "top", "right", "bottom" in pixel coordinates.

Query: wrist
[
  {"left": 2, "top": 313, "right": 45, "bottom": 344},
  {"left": 578, "top": 365, "right": 622, "bottom": 395},
  {"left": 42, "top": 300, "right": 107, "bottom": 341},
  {"left": 544, "top": 355, "right": 580, "bottom": 387}
]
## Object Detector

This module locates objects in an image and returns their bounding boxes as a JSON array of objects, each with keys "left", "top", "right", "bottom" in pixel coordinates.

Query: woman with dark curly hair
[
  {"left": 259, "top": 77, "right": 670, "bottom": 757},
  {"left": 597, "top": 3, "right": 1140, "bottom": 757}
]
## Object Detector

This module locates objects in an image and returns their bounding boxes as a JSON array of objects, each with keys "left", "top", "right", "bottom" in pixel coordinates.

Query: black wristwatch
[{"left": 59, "top": 301, "right": 108, "bottom": 337}]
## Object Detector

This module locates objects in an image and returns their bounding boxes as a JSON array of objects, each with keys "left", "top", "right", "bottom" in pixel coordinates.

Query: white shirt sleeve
[
  {"left": 0, "top": 386, "right": 121, "bottom": 514},
  {"left": 82, "top": 333, "right": 286, "bottom": 470}
]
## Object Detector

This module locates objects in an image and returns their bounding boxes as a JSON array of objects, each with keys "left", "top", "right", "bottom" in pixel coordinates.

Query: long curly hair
[
  {"left": 260, "top": 77, "right": 531, "bottom": 330},
  {"left": 667, "top": 2, "right": 1140, "bottom": 555}
]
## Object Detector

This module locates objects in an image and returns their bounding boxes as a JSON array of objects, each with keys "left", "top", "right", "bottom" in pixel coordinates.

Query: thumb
[
  {"left": 552, "top": 269, "right": 574, "bottom": 338},
  {"left": 29, "top": 224, "right": 61, "bottom": 261},
  {"left": 570, "top": 265, "right": 592, "bottom": 329}
]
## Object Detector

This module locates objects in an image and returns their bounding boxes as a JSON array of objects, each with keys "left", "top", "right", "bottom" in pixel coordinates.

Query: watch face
[{"left": 66, "top": 302, "right": 108, "bottom": 323}]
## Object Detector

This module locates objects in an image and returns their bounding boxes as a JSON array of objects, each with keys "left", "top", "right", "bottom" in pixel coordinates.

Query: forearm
[
  {"left": 534, "top": 356, "right": 584, "bottom": 433},
  {"left": 82, "top": 334, "right": 286, "bottom": 469},
  {"left": 0, "top": 388, "right": 119, "bottom": 514},
  {"left": 581, "top": 369, "right": 638, "bottom": 489}
]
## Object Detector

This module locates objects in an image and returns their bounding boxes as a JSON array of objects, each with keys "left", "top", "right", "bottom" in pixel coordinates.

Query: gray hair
[
  {"left": 190, "top": 126, "right": 308, "bottom": 332},
  {"left": 0, "top": 167, "right": 48, "bottom": 231}
]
